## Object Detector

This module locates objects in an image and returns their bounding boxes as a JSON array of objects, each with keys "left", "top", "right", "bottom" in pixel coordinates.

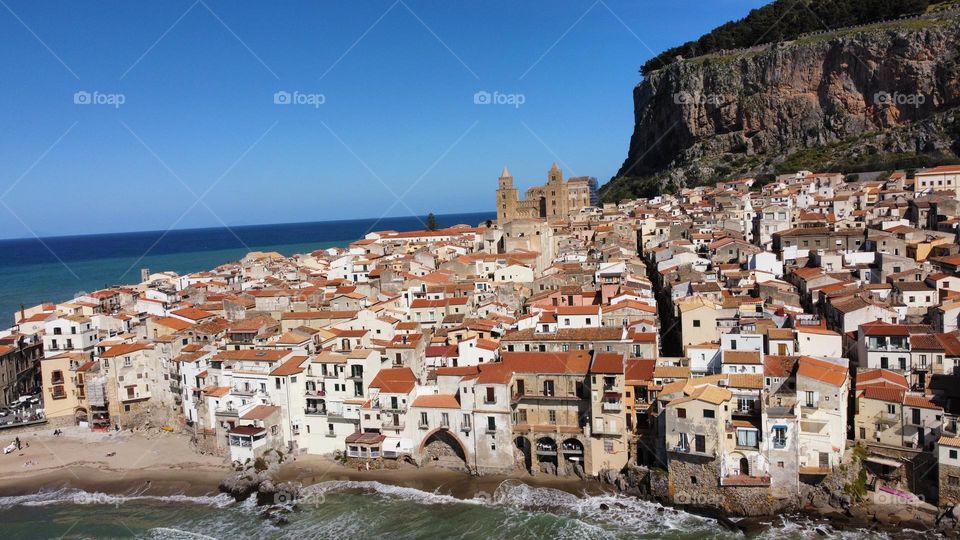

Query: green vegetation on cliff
[{"left": 641, "top": 0, "right": 946, "bottom": 75}]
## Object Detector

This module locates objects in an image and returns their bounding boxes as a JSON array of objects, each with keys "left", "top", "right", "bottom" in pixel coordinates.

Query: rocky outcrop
[{"left": 603, "top": 12, "right": 960, "bottom": 202}]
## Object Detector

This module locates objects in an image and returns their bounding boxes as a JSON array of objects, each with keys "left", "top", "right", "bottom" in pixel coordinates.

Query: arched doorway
[
  {"left": 420, "top": 429, "right": 467, "bottom": 470},
  {"left": 536, "top": 437, "right": 558, "bottom": 473},
  {"left": 514, "top": 436, "right": 532, "bottom": 472},
  {"left": 74, "top": 407, "right": 88, "bottom": 425},
  {"left": 739, "top": 456, "right": 750, "bottom": 476},
  {"left": 561, "top": 438, "right": 584, "bottom": 475}
]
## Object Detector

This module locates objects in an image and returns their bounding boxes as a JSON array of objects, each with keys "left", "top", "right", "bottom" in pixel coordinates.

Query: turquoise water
[
  {"left": 0, "top": 212, "right": 494, "bottom": 324},
  {"left": 0, "top": 482, "right": 897, "bottom": 539}
]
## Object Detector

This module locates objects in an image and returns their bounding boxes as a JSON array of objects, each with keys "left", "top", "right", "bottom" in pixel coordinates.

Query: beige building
[
  {"left": 40, "top": 352, "right": 89, "bottom": 422},
  {"left": 587, "top": 352, "right": 629, "bottom": 475},
  {"left": 505, "top": 351, "right": 591, "bottom": 476},
  {"left": 496, "top": 164, "right": 595, "bottom": 223}
]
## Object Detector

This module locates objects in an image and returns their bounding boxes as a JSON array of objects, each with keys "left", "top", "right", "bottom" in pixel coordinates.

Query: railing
[
  {"left": 602, "top": 401, "right": 622, "bottom": 412},
  {"left": 304, "top": 408, "right": 327, "bottom": 416},
  {"left": 383, "top": 419, "right": 405, "bottom": 429}
]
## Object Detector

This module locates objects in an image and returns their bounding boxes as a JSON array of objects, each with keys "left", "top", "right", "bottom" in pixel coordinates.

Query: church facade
[{"left": 496, "top": 163, "right": 597, "bottom": 223}]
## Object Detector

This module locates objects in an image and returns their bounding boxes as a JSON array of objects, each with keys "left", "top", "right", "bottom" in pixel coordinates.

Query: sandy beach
[
  {"left": 0, "top": 425, "right": 229, "bottom": 497},
  {"left": 277, "top": 454, "right": 609, "bottom": 500},
  {"left": 0, "top": 424, "right": 607, "bottom": 502}
]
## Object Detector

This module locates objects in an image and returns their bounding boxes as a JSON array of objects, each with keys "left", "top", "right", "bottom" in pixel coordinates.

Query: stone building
[
  {"left": 938, "top": 436, "right": 960, "bottom": 505},
  {"left": 496, "top": 164, "right": 595, "bottom": 223}
]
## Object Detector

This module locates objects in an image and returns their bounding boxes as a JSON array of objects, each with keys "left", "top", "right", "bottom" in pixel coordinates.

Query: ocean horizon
[{"left": 0, "top": 211, "right": 495, "bottom": 324}]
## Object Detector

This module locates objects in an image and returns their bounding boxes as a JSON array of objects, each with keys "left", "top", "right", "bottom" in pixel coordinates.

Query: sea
[
  {"left": 0, "top": 481, "right": 902, "bottom": 539},
  {"left": 0, "top": 212, "right": 495, "bottom": 325}
]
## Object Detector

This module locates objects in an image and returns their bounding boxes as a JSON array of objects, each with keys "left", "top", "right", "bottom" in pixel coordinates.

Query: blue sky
[{"left": 0, "top": 0, "right": 766, "bottom": 239}]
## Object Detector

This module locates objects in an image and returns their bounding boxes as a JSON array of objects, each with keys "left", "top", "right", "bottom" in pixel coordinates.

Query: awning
[{"left": 866, "top": 456, "right": 902, "bottom": 468}]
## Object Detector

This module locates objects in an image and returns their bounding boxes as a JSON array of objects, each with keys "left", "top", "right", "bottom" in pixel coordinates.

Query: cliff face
[{"left": 603, "top": 16, "right": 960, "bottom": 201}]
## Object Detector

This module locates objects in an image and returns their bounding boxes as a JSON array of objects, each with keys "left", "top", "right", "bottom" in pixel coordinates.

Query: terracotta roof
[
  {"left": 590, "top": 352, "right": 625, "bottom": 374},
  {"left": 625, "top": 358, "right": 656, "bottom": 382},
  {"left": 241, "top": 404, "right": 280, "bottom": 420},
  {"left": 411, "top": 394, "right": 460, "bottom": 409},
  {"left": 724, "top": 350, "right": 762, "bottom": 364},
  {"left": 797, "top": 356, "right": 847, "bottom": 387},
  {"left": 213, "top": 349, "right": 290, "bottom": 362},
  {"left": 500, "top": 351, "right": 591, "bottom": 375},
  {"left": 101, "top": 342, "right": 153, "bottom": 358},
  {"left": 369, "top": 367, "right": 416, "bottom": 394},
  {"left": 270, "top": 356, "right": 308, "bottom": 376}
]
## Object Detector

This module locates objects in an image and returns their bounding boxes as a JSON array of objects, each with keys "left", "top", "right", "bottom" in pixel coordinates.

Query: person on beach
[{"left": 15, "top": 437, "right": 20, "bottom": 450}]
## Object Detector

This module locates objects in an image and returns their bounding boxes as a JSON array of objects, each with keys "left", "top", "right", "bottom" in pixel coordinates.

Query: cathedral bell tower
[{"left": 496, "top": 166, "right": 518, "bottom": 223}]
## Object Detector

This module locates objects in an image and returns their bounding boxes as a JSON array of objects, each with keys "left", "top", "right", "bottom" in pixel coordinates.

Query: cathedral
[{"left": 495, "top": 163, "right": 598, "bottom": 223}]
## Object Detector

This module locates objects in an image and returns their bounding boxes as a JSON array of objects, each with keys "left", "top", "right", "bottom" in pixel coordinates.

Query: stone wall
[{"left": 939, "top": 463, "right": 960, "bottom": 506}]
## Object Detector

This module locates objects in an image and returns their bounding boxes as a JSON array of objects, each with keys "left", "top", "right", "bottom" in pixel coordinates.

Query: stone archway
[
  {"left": 420, "top": 429, "right": 468, "bottom": 470},
  {"left": 74, "top": 407, "right": 88, "bottom": 425},
  {"left": 514, "top": 436, "right": 533, "bottom": 472},
  {"left": 536, "top": 437, "right": 558, "bottom": 474},
  {"left": 739, "top": 456, "right": 750, "bottom": 476}
]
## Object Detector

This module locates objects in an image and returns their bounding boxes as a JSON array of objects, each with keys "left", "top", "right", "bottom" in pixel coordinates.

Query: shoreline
[{"left": 0, "top": 430, "right": 940, "bottom": 536}]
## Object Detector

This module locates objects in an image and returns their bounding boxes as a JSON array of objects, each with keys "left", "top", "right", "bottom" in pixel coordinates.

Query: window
[
  {"left": 692, "top": 320, "right": 701, "bottom": 328},
  {"left": 543, "top": 380, "right": 555, "bottom": 397},
  {"left": 694, "top": 434, "right": 705, "bottom": 453},
  {"left": 487, "top": 416, "right": 496, "bottom": 432},
  {"left": 804, "top": 391, "right": 815, "bottom": 407},
  {"left": 703, "top": 409, "right": 714, "bottom": 419},
  {"left": 548, "top": 410, "right": 557, "bottom": 423},
  {"left": 887, "top": 404, "right": 896, "bottom": 415},
  {"left": 950, "top": 476, "right": 960, "bottom": 487},
  {"left": 736, "top": 429, "right": 758, "bottom": 448},
  {"left": 419, "top": 412, "right": 428, "bottom": 427},
  {"left": 677, "top": 432, "right": 689, "bottom": 451},
  {"left": 485, "top": 387, "right": 495, "bottom": 404},
  {"left": 441, "top": 413, "right": 449, "bottom": 428},
  {"left": 604, "top": 440, "right": 614, "bottom": 453},
  {"left": 677, "top": 408, "right": 687, "bottom": 419},
  {"left": 950, "top": 449, "right": 958, "bottom": 460},
  {"left": 773, "top": 426, "right": 787, "bottom": 448}
]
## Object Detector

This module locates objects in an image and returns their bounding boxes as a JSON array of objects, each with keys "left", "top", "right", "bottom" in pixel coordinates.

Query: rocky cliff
[{"left": 602, "top": 13, "right": 960, "bottom": 202}]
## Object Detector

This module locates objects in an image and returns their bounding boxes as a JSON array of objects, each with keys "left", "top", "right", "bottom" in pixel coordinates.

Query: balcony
[
  {"left": 602, "top": 400, "right": 622, "bottom": 412},
  {"left": 418, "top": 421, "right": 429, "bottom": 430},
  {"left": 383, "top": 418, "right": 405, "bottom": 430},
  {"left": 304, "top": 408, "right": 327, "bottom": 416},
  {"left": 231, "top": 386, "right": 257, "bottom": 397},
  {"left": 216, "top": 407, "right": 239, "bottom": 417},
  {"left": 772, "top": 438, "right": 787, "bottom": 449},
  {"left": 304, "top": 388, "right": 326, "bottom": 397},
  {"left": 876, "top": 411, "right": 899, "bottom": 426}
]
